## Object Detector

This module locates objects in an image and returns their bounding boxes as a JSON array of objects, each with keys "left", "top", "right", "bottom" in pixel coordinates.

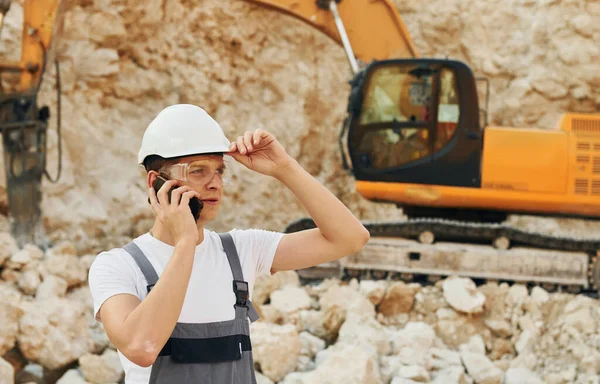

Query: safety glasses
[{"left": 159, "top": 157, "right": 232, "bottom": 186}]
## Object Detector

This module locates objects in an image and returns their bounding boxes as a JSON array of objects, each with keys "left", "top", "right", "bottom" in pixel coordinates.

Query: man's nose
[{"left": 205, "top": 172, "right": 223, "bottom": 189}]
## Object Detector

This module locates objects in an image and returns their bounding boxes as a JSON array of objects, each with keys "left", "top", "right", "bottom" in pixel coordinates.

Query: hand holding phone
[{"left": 152, "top": 175, "right": 203, "bottom": 222}]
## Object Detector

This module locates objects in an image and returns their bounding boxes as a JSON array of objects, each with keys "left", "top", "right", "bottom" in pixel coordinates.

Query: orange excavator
[
  {"left": 0, "top": 0, "right": 65, "bottom": 248},
  {"left": 245, "top": 0, "right": 600, "bottom": 294}
]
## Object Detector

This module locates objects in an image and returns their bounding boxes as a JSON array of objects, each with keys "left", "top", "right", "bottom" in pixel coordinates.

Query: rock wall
[{"left": 0, "top": 0, "right": 598, "bottom": 252}]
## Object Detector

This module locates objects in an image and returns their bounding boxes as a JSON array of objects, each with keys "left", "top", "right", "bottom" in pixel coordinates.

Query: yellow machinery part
[{"left": 244, "top": 0, "right": 419, "bottom": 61}]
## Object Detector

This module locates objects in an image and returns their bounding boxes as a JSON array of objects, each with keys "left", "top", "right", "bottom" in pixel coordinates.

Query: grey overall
[{"left": 122, "top": 233, "right": 260, "bottom": 384}]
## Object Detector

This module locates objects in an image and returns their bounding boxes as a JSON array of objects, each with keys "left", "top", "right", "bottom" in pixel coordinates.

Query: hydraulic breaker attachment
[{"left": 0, "top": 93, "right": 49, "bottom": 248}]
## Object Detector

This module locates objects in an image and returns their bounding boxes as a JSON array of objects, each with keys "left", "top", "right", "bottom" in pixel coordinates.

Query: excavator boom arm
[
  {"left": 0, "top": 0, "right": 66, "bottom": 92},
  {"left": 244, "top": 0, "right": 419, "bottom": 63}
]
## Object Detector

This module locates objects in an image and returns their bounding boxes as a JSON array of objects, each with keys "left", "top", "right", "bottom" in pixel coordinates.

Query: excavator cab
[{"left": 342, "top": 59, "right": 483, "bottom": 190}]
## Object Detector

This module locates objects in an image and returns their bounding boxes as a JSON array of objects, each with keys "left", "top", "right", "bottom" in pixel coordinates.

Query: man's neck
[{"left": 149, "top": 221, "right": 205, "bottom": 246}]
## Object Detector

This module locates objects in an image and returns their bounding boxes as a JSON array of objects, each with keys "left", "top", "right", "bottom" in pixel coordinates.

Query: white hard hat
[{"left": 138, "top": 104, "right": 231, "bottom": 165}]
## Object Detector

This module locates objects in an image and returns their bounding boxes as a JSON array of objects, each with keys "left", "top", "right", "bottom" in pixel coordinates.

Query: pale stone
[
  {"left": 543, "top": 372, "right": 563, "bottom": 384},
  {"left": 489, "top": 338, "right": 514, "bottom": 361},
  {"left": 42, "top": 254, "right": 88, "bottom": 288},
  {"left": 380, "top": 355, "right": 405, "bottom": 383},
  {"left": 0, "top": 232, "right": 18, "bottom": 267},
  {"left": 62, "top": 42, "right": 120, "bottom": 79},
  {"left": 359, "top": 280, "right": 387, "bottom": 305},
  {"left": 295, "top": 355, "right": 314, "bottom": 372},
  {"left": 430, "top": 347, "right": 462, "bottom": 369},
  {"left": 56, "top": 369, "right": 88, "bottom": 384},
  {"left": 259, "top": 304, "right": 283, "bottom": 324},
  {"left": 378, "top": 281, "right": 417, "bottom": 316},
  {"left": 506, "top": 284, "right": 529, "bottom": 308},
  {"left": 17, "top": 269, "right": 42, "bottom": 296},
  {"left": 254, "top": 271, "right": 300, "bottom": 305},
  {"left": 515, "top": 330, "right": 536, "bottom": 354},
  {"left": 564, "top": 307, "right": 597, "bottom": 335},
  {"left": 35, "top": 275, "right": 68, "bottom": 300},
  {"left": 398, "top": 365, "right": 430, "bottom": 382},
  {"left": 391, "top": 322, "right": 437, "bottom": 368},
  {"left": 250, "top": 322, "right": 301, "bottom": 382},
  {"left": 392, "top": 322, "right": 436, "bottom": 354},
  {"left": 442, "top": 276, "right": 485, "bottom": 314},
  {"left": 256, "top": 371, "right": 274, "bottom": 384},
  {"left": 86, "top": 11, "right": 128, "bottom": 44},
  {"left": 508, "top": 352, "right": 538, "bottom": 371},
  {"left": 319, "top": 284, "right": 376, "bottom": 318},
  {"left": 460, "top": 351, "right": 503, "bottom": 384},
  {"left": 18, "top": 297, "right": 95, "bottom": 370},
  {"left": 270, "top": 285, "right": 312, "bottom": 315},
  {"left": 337, "top": 312, "right": 392, "bottom": 355},
  {"left": 321, "top": 304, "right": 346, "bottom": 341},
  {"left": 504, "top": 368, "right": 543, "bottom": 384},
  {"left": 6, "top": 244, "right": 43, "bottom": 270},
  {"left": 391, "top": 377, "right": 421, "bottom": 384},
  {"left": 431, "top": 366, "right": 473, "bottom": 384},
  {"left": 0, "top": 283, "right": 24, "bottom": 355},
  {"left": 530, "top": 287, "right": 549, "bottom": 305},
  {"left": 299, "top": 331, "right": 325, "bottom": 358},
  {"left": 459, "top": 335, "right": 486, "bottom": 355},
  {"left": 0, "top": 357, "right": 14, "bottom": 384},
  {"left": 436, "top": 308, "right": 458, "bottom": 320},
  {"left": 484, "top": 319, "right": 512, "bottom": 337},
  {"left": 280, "top": 343, "right": 382, "bottom": 384},
  {"left": 79, "top": 349, "right": 123, "bottom": 383}
]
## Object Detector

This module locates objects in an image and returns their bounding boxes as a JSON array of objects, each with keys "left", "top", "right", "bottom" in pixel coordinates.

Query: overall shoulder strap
[
  {"left": 123, "top": 242, "right": 159, "bottom": 293},
  {"left": 218, "top": 232, "right": 244, "bottom": 281},
  {"left": 218, "top": 232, "right": 260, "bottom": 322}
]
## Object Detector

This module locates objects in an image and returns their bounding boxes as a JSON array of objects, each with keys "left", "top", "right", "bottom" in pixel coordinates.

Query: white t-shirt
[{"left": 88, "top": 228, "right": 284, "bottom": 384}]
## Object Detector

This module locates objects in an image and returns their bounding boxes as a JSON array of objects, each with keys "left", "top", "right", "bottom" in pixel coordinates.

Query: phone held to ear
[{"left": 152, "top": 175, "right": 203, "bottom": 222}]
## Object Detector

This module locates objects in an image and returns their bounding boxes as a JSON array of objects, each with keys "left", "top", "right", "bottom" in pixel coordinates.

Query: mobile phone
[{"left": 153, "top": 175, "right": 203, "bottom": 222}]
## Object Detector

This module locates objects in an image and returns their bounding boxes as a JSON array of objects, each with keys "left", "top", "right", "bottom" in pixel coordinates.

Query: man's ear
[{"left": 147, "top": 171, "right": 159, "bottom": 189}]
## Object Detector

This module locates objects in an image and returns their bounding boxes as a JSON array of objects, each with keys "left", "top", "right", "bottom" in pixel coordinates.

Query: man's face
[{"left": 159, "top": 154, "right": 228, "bottom": 224}]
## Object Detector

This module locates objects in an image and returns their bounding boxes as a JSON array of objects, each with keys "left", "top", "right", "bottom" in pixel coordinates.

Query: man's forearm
[
  {"left": 276, "top": 159, "right": 369, "bottom": 253},
  {"left": 118, "top": 240, "right": 196, "bottom": 365}
]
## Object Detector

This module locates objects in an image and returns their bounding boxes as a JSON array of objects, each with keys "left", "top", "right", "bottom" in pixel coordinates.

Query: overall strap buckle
[{"left": 233, "top": 280, "right": 249, "bottom": 308}]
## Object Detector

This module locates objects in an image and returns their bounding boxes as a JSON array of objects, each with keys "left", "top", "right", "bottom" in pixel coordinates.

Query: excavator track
[{"left": 285, "top": 217, "right": 600, "bottom": 296}]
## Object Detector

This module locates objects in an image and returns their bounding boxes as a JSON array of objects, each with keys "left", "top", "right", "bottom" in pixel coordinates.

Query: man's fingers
[
  {"left": 157, "top": 180, "right": 176, "bottom": 205},
  {"left": 179, "top": 190, "right": 198, "bottom": 208},
  {"left": 254, "top": 129, "right": 272, "bottom": 146},
  {"left": 236, "top": 136, "right": 247, "bottom": 155},
  {"left": 243, "top": 131, "right": 254, "bottom": 152},
  {"left": 229, "top": 141, "right": 237, "bottom": 152},
  {"left": 227, "top": 150, "right": 251, "bottom": 167},
  {"left": 252, "top": 129, "right": 263, "bottom": 145},
  {"left": 170, "top": 185, "right": 192, "bottom": 207},
  {"left": 148, "top": 187, "right": 160, "bottom": 215}
]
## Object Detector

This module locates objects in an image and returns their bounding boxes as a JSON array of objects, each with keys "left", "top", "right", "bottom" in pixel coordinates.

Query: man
[{"left": 88, "top": 104, "right": 370, "bottom": 383}]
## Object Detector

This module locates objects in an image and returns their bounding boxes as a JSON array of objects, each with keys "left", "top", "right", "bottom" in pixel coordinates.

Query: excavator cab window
[
  {"left": 359, "top": 65, "right": 433, "bottom": 125},
  {"left": 344, "top": 58, "right": 481, "bottom": 187},
  {"left": 351, "top": 63, "right": 438, "bottom": 171}
]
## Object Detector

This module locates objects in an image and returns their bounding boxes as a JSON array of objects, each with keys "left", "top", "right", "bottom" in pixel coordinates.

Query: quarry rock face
[{"left": 0, "top": 0, "right": 597, "bottom": 253}]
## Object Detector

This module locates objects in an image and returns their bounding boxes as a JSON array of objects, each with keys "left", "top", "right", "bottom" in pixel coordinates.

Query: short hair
[{"left": 142, "top": 155, "right": 178, "bottom": 173}]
